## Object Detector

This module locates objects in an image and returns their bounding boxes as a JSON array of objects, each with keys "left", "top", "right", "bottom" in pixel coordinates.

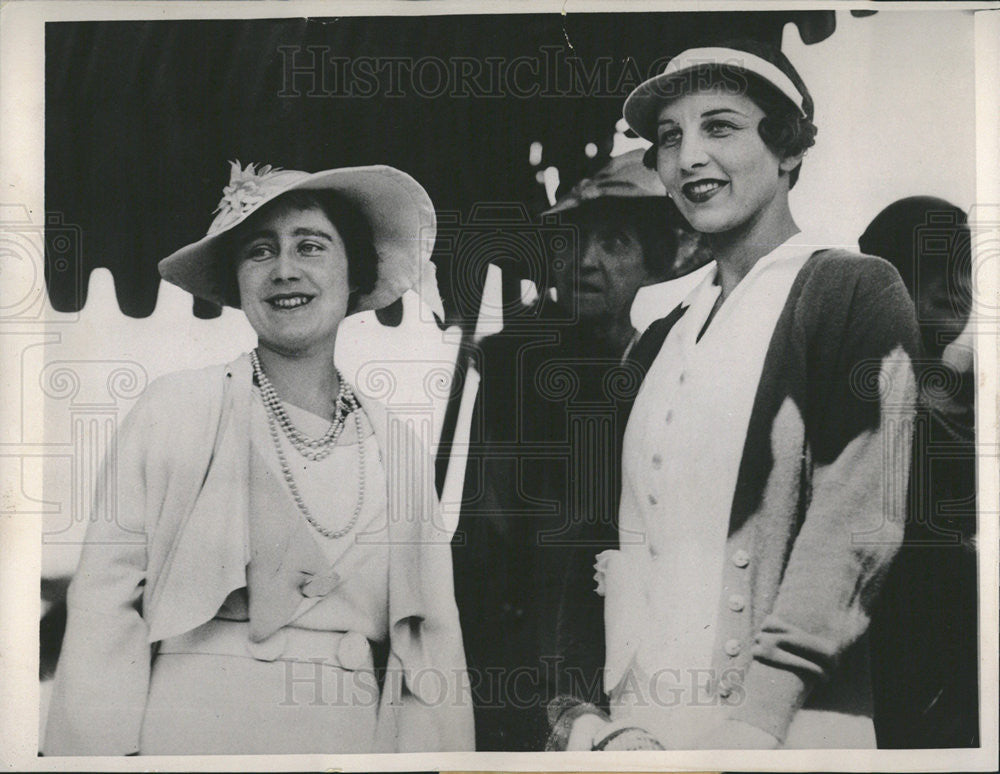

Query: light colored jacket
[{"left": 44, "top": 354, "right": 473, "bottom": 755}]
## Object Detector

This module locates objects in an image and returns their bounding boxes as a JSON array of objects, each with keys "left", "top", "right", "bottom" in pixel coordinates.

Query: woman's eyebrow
[
  {"left": 239, "top": 227, "right": 334, "bottom": 244},
  {"left": 291, "top": 227, "right": 334, "bottom": 240},
  {"left": 238, "top": 229, "right": 277, "bottom": 244},
  {"left": 658, "top": 106, "right": 748, "bottom": 126},
  {"left": 701, "top": 108, "right": 748, "bottom": 118}
]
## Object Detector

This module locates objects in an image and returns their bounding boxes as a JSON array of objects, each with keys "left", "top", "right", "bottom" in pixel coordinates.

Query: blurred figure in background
[
  {"left": 451, "top": 149, "right": 708, "bottom": 750},
  {"left": 860, "top": 197, "right": 979, "bottom": 748}
]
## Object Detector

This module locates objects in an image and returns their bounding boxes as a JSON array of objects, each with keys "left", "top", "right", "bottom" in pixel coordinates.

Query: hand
[
  {"left": 693, "top": 718, "right": 780, "bottom": 750},
  {"left": 566, "top": 712, "right": 615, "bottom": 750}
]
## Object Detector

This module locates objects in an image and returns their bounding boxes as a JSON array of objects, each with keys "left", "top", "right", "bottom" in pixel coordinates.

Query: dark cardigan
[{"left": 602, "top": 249, "right": 921, "bottom": 742}]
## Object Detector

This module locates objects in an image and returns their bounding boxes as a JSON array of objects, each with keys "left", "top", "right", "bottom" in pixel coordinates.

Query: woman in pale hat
[
  {"left": 44, "top": 162, "right": 473, "bottom": 755},
  {"left": 566, "top": 40, "right": 922, "bottom": 750}
]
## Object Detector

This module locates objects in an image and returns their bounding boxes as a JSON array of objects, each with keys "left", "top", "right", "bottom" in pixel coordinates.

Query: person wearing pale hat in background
[
  {"left": 451, "top": 149, "right": 708, "bottom": 751},
  {"left": 43, "top": 161, "right": 473, "bottom": 755},
  {"left": 565, "top": 40, "right": 921, "bottom": 750},
  {"left": 544, "top": 149, "right": 711, "bottom": 355}
]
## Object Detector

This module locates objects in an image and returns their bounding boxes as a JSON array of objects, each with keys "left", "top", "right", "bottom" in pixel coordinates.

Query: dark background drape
[{"left": 44, "top": 11, "right": 835, "bottom": 322}]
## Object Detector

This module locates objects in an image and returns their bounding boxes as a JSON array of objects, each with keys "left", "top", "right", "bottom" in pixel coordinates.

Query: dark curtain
[{"left": 44, "top": 12, "right": 834, "bottom": 322}]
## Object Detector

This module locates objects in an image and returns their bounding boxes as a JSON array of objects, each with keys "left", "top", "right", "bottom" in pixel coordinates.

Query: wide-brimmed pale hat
[
  {"left": 543, "top": 149, "right": 666, "bottom": 215},
  {"left": 623, "top": 45, "right": 810, "bottom": 143},
  {"left": 158, "top": 161, "right": 443, "bottom": 317}
]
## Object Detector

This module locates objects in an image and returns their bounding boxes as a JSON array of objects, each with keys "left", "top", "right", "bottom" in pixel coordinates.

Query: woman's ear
[{"left": 779, "top": 151, "right": 805, "bottom": 176}]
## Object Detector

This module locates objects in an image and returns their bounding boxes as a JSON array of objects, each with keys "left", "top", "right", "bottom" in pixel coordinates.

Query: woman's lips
[
  {"left": 266, "top": 293, "right": 314, "bottom": 310},
  {"left": 682, "top": 180, "right": 727, "bottom": 204}
]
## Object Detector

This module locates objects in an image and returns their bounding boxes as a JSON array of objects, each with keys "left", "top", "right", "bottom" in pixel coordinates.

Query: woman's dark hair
[
  {"left": 215, "top": 188, "right": 379, "bottom": 309},
  {"left": 642, "top": 39, "right": 817, "bottom": 189}
]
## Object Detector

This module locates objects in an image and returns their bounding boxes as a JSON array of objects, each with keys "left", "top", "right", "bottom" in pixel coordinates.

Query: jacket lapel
[{"left": 145, "top": 356, "right": 253, "bottom": 644}]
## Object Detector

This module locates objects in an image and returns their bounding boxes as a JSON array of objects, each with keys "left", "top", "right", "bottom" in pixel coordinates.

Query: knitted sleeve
[{"left": 730, "top": 256, "right": 921, "bottom": 742}]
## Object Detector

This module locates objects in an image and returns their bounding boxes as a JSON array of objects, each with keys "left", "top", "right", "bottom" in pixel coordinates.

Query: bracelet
[
  {"left": 544, "top": 696, "right": 610, "bottom": 751},
  {"left": 593, "top": 725, "right": 665, "bottom": 751}
]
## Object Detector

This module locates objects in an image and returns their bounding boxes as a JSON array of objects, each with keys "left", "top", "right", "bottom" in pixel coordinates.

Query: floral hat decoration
[{"left": 159, "top": 161, "right": 444, "bottom": 318}]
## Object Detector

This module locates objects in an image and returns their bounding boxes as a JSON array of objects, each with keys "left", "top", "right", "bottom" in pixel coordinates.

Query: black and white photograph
[{"left": 0, "top": 1, "right": 997, "bottom": 770}]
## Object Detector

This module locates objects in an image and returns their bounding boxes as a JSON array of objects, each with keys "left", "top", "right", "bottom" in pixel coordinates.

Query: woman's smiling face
[
  {"left": 654, "top": 87, "right": 791, "bottom": 236},
  {"left": 235, "top": 202, "right": 352, "bottom": 358}
]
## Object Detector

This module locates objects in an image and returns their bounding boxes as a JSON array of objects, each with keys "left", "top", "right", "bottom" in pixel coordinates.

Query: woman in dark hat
[
  {"left": 569, "top": 41, "right": 921, "bottom": 749},
  {"left": 43, "top": 162, "right": 472, "bottom": 755}
]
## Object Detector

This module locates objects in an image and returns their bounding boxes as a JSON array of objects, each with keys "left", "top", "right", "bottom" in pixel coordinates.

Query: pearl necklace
[
  {"left": 251, "top": 349, "right": 366, "bottom": 540},
  {"left": 250, "top": 349, "right": 353, "bottom": 461}
]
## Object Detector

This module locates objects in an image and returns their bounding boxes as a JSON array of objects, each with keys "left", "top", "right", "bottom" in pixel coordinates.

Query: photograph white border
[{"left": 2, "top": 1, "right": 997, "bottom": 771}]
